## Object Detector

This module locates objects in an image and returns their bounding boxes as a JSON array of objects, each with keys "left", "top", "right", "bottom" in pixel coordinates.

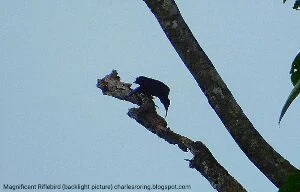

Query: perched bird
[{"left": 130, "top": 76, "right": 170, "bottom": 117}]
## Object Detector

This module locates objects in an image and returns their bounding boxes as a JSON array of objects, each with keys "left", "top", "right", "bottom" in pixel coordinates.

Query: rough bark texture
[
  {"left": 142, "top": 0, "right": 298, "bottom": 188},
  {"left": 97, "top": 70, "right": 247, "bottom": 192}
]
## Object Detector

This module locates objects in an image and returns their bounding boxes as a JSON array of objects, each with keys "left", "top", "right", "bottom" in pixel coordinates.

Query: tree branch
[
  {"left": 97, "top": 70, "right": 247, "bottom": 192},
  {"left": 142, "top": 0, "right": 298, "bottom": 188}
]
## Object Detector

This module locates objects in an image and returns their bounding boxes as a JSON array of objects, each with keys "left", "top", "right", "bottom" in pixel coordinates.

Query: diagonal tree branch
[
  {"left": 97, "top": 70, "right": 247, "bottom": 192},
  {"left": 142, "top": 0, "right": 298, "bottom": 188}
]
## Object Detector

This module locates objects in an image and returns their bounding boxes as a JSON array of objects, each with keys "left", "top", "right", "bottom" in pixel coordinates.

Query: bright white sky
[{"left": 1, "top": 1, "right": 299, "bottom": 191}]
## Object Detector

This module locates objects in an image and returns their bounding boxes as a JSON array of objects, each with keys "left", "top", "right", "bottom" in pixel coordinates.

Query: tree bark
[
  {"left": 142, "top": 0, "right": 298, "bottom": 188},
  {"left": 97, "top": 70, "right": 247, "bottom": 192}
]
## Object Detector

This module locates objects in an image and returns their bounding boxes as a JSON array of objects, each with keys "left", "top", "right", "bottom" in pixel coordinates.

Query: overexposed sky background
[{"left": 1, "top": 1, "right": 299, "bottom": 191}]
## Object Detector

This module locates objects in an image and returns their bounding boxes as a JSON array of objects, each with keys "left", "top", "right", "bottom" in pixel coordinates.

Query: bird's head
[{"left": 134, "top": 76, "right": 148, "bottom": 85}]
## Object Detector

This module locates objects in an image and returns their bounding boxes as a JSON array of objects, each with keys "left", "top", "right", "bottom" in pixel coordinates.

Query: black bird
[{"left": 131, "top": 76, "right": 170, "bottom": 117}]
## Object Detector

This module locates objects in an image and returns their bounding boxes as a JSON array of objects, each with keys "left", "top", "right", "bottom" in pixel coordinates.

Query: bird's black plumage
[{"left": 131, "top": 76, "right": 170, "bottom": 117}]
